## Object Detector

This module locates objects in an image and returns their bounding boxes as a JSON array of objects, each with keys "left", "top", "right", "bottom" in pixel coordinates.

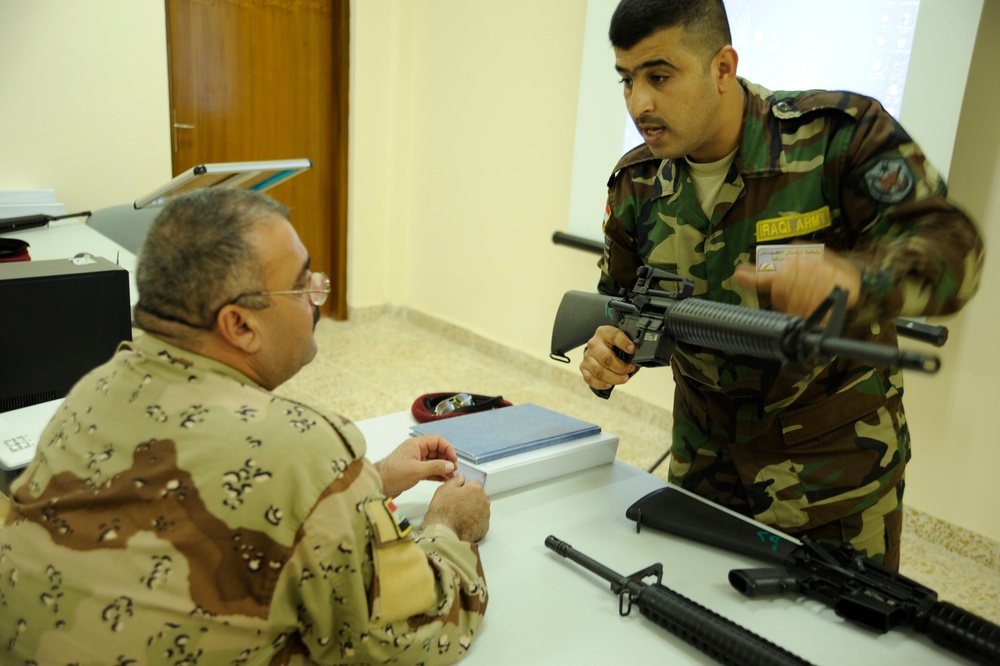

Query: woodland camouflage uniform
[
  {"left": 599, "top": 79, "right": 984, "bottom": 568},
  {"left": 0, "top": 334, "right": 487, "bottom": 665}
]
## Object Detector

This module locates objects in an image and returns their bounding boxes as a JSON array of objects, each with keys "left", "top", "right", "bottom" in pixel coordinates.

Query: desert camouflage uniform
[
  {"left": 599, "top": 79, "right": 984, "bottom": 567},
  {"left": 0, "top": 334, "right": 487, "bottom": 665}
]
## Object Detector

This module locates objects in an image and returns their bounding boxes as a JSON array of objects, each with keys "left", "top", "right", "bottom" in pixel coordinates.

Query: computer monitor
[{"left": 0, "top": 256, "right": 131, "bottom": 413}]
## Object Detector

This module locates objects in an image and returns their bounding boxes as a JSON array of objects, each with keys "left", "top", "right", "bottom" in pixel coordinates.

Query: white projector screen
[{"left": 566, "top": 0, "right": 984, "bottom": 243}]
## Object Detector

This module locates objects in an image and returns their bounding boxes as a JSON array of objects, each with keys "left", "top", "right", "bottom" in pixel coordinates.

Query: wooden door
[{"left": 165, "top": 0, "right": 349, "bottom": 319}]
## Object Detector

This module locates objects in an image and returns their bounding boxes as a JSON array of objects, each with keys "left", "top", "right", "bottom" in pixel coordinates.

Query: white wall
[
  {"left": 900, "top": 0, "right": 1000, "bottom": 541},
  {"left": 348, "top": 0, "right": 676, "bottom": 406},
  {"left": 0, "top": 1, "right": 172, "bottom": 211},
  {"left": 1, "top": 0, "right": 996, "bottom": 542}
]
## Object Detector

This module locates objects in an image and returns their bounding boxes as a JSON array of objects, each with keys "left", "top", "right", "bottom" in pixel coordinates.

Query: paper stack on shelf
[
  {"left": 410, "top": 403, "right": 618, "bottom": 495},
  {"left": 0, "top": 189, "right": 66, "bottom": 221}
]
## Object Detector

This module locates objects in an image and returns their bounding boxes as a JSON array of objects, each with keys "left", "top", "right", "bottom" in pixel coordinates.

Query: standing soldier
[{"left": 580, "top": 0, "right": 984, "bottom": 568}]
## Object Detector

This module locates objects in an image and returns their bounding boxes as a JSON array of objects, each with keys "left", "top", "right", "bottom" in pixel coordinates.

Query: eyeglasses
[
  {"left": 234, "top": 271, "right": 331, "bottom": 307},
  {"left": 434, "top": 393, "right": 474, "bottom": 416},
  {"left": 139, "top": 271, "right": 332, "bottom": 331}
]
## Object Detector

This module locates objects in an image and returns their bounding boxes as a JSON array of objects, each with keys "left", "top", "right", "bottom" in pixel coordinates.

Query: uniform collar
[
  {"left": 737, "top": 77, "right": 791, "bottom": 177},
  {"left": 125, "top": 332, "right": 264, "bottom": 389}
]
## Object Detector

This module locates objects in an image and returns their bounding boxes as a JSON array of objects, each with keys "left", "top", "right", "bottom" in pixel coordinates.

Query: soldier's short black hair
[
  {"left": 609, "top": 0, "right": 732, "bottom": 58},
  {"left": 136, "top": 188, "right": 290, "bottom": 331}
]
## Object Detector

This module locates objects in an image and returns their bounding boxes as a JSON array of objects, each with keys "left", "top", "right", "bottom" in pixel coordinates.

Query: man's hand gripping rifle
[{"left": 550, "top": 266, "right": 942, "bottom": 398}]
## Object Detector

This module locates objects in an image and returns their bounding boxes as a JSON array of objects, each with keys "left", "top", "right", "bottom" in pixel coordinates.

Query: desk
[{"left": 359, "top": 411, "right": 958, "bottom": 665}]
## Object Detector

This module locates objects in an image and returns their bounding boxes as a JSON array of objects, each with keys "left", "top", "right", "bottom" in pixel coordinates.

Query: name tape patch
[
  {"left": 756, "top": 243, "right": 824, "bottom": 272},
  {"left": 755, "top": 206, "right": 832, "bottom": 243}
]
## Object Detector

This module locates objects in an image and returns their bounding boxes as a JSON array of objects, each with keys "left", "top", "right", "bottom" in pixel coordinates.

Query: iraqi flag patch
[
  {"left": 863, "top": 157, "right": 914, "bottom": 204},
  {"left": 383, "top": 498, "right": 412, "bottom": 538}
]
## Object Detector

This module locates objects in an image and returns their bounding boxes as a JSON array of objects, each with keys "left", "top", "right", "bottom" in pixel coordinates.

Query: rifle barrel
[{"left": 922, "top": 600, "right": 1000, "bottom": 665}]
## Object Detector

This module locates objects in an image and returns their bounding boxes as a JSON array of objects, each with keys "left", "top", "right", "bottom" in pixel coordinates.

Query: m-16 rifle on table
[
  {"left": 626, "top": 486, "right": 1000, "bottom": 665},
  {"left": 544, "top": 535, "right": 817, "bottom": 666}
]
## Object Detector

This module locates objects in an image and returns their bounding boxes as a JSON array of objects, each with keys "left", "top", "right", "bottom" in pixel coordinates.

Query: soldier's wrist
[{"left": 416, "top": 520, "right": 460, "bottom": 541}]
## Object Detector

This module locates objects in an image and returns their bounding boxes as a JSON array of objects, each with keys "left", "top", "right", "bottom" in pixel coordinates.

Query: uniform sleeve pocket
[{"left": 362, "top": 497, "right": 437, "bottom": 624}]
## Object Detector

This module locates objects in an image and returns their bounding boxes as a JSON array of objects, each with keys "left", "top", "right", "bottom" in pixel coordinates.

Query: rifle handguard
[{"left": 550, "top": 268, "right": 942, "bottom": 401}]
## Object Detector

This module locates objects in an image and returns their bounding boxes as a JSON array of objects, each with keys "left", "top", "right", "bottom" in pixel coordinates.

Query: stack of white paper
[{"left": 0, "top": 189, "right": 66, "bottom": 221}]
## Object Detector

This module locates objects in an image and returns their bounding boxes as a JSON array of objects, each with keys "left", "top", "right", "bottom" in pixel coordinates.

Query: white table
[{"left": 359, "top": 411, "right": 960, "bottom": 665}]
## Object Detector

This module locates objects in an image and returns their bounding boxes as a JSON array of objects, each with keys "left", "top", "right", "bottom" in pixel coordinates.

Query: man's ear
[
  {"left": 715, "top": 45, "right": 739, "bottom": 92},
  {"left": 215, "top": 304, "right": 263, "bottom": 354}
]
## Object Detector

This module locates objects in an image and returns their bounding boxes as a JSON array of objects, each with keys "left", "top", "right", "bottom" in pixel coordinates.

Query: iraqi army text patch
[{"left": 755, "top": 206, "right": 832, "bottom": 243}]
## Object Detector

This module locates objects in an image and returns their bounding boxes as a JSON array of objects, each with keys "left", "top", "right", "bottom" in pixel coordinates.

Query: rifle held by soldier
[
  {"left": 551, "top": 266, "right": 943, "bottom": 398},
  {"left": 544, "top": 535, "right": 816, "bottom": 666},
  {"left": 626, "top": 486, "right": 1000, "bottom": 665}
]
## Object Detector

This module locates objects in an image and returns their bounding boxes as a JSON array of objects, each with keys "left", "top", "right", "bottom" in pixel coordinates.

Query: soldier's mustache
[{"left": 635, "top": 114, "right": 668, "bottom": 128}]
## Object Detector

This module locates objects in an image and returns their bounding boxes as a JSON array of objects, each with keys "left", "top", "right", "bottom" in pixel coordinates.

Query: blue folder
[{"left": 410, "top": 403, "right": 601, "bottom": 464}]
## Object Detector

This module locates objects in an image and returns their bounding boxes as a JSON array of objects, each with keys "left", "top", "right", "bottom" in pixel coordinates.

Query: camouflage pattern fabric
[
  {"left": 0, "top": 334, "right": 487, "bottom": 665},
  {"left": 599, "top": 79, "right": 984, "bottom": 568}
]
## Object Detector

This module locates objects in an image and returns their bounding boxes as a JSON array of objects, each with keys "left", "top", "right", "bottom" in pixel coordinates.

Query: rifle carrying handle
[{"left": 922, "top": 600, "right": 1000, "bottom": 665}]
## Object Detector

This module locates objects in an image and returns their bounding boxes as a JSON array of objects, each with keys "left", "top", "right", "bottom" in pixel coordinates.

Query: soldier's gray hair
[
  {"left": 609, "top": 0, "right": 731, "bottom": 63},
  {"left": 136, "top": 187, "right": 290, "bottom": 330}
]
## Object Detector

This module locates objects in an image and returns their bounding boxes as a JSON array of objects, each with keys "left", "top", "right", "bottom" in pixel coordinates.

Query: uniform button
[{"left": 775, "top": 100, "right": 794, "bottom": 113}]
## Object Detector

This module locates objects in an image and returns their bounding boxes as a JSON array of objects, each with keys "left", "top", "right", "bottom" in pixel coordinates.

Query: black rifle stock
[
  {"left": 551, "top": 266, "right": 942, "bottom": 398},
  {"left": 544, "top": 535, "right": 815, "bottom": 666},
  {"left": 626, "top": 486, "right": 1000, "bottom": 665}
]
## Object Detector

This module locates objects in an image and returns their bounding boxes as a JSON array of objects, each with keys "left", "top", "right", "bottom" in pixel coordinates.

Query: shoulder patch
[
  {"left": 771, "top": 89, "right": 880, "bottom": 120},
  {"left": 365, "top": 497, "right": 412, "bottom": 544},
  {"left": 383, "top": 498, "right": 412, "bottom": 537},
  {"left": 863, "top": 157, "right": 914, "bottom": 204}
]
